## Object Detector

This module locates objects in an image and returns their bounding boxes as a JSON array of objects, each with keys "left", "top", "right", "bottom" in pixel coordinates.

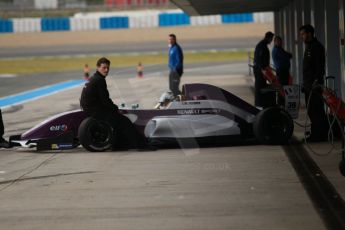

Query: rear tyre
[
  {"left": 254, "top": 107, "right": 294, "bottom": 145},
  {"left": 78, "top": 117, "right": 113, "bottom": 152}
]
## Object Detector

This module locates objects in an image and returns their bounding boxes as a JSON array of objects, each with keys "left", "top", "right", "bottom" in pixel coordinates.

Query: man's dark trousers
[
  {"left": 169, "top": 70, "right": 182, "bottom": 97},
  {"left": 0, "top": 109, "right": 4, "bottom": 139},
  {"left": 254, "top": 67, "right": 267, "bottom": 107},
  {"left": 304, "top": 89, "right": 328, "bottom": 139},
  {"left": 276, "top": 68, "right": 289, "bottom": 86}
]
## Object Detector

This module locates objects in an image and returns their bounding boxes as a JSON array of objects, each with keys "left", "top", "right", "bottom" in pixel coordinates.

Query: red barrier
[
  {"left": 323, "top": 88, "right": 345, "bottom": 123},
  {"left": 261, "top": 67, "right": 285, "bottom": 97}
]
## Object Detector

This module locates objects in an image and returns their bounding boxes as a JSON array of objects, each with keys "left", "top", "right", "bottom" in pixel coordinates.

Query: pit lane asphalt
[{"left": 0, "top": 61, "right": 248, "bottom": 98}]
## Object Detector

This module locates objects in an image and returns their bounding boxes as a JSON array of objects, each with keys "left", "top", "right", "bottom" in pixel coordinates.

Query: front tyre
[
  {"left": 78, "top": 117, "right": 113, "bottom": 152},
  {"left": 254, "top": 107, "right": 294, "bottom": 145}
]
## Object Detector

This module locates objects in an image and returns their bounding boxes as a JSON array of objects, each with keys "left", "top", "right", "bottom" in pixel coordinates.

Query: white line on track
[{"left": 0, "top": 74, "right": 17, "bottom": 78}]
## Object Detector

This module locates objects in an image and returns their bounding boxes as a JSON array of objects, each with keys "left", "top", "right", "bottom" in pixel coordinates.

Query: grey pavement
[
  {"left": 0, "top": 61, "right": 248, "bottom": 98},
  {"left": 0, "top": 147, "right": 324, "bottom": 230},
  {"left": 0, "top": 62, "right": 343, "bottom": 230}
]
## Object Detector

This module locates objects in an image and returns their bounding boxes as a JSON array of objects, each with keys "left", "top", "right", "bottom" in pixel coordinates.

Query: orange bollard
[
  {"left": 83, "top": 64, "right": 90, "bottom": 81},
  {"left": 137, "top": 62, "right": 143, "bottom": 78}
]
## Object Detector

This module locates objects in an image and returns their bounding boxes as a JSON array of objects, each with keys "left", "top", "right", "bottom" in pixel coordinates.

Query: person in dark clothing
[
  {"left": 272, "top": 36, "right": 292, "bottom": 86},
  {"left": 299, "top": 24, "right": 328, "bottom": 142},
  {"left": 253, "top": 31, "right": 274, "bottom": 106},
  {"left": 0, "top": 109, "right": 10, "bottom": 148},
  {"left": 168, "top": 34, "right": 184, "bottom": 97},
  {"left": 80, "top": 57, "right": 151, "bottom": 150}
]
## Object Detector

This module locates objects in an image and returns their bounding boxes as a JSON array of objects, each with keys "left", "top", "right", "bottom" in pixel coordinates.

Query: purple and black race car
[{"left": 9, "top": 83, "right": 294, "bottom": 152}]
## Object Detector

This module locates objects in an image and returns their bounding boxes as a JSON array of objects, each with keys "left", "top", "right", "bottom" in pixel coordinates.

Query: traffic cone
[
  {"left": 84, "top": 64, "right": 90, "bottom": 80},
  {"left": 137, "top": 62, "right": 143, "bottom": 78}
]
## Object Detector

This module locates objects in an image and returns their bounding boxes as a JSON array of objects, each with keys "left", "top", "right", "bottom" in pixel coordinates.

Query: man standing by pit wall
[
  {"left": 299, "top": 24, "right": 328, "bottom": 142},
  {"left": 168, "top": 34, "right": 184, "bottom": 97},
  {"left": 253, "top": 31, "right": 274, "bottom": 107}
]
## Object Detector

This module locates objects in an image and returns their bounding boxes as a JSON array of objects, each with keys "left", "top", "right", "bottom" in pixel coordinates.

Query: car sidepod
[{"left": 141, "top": 99, "right": 257, "bottom": 144}]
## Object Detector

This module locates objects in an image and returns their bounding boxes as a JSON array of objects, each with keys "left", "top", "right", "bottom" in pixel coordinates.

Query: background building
[{"left": 171, "top": 0, "right": 345, "bottom": 99}]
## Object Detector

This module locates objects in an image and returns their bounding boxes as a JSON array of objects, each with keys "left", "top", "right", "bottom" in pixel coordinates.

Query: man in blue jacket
[
  {"left": 168, "top": 34, "right": 184, "bottom": 97},
  {"left": 272, "top": 36, "right": 292, "bottom": 86}
]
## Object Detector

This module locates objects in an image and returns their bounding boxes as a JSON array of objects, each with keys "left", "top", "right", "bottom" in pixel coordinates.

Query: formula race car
[{"left": 9, "top": 83, "right": 294, "bottom": 152}]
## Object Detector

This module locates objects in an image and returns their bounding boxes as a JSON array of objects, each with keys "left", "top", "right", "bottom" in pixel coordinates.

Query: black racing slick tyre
[
  {"left": 78, "top": 117, "right": 113, "bottom": 152},
  {"left": 254, "top": 107, "right": 294, "bottom": 145}
]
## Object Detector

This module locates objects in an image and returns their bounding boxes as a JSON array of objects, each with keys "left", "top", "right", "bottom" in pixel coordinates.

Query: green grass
[{"left": 0, "top": 50, "right": 251, "bottom": 75}]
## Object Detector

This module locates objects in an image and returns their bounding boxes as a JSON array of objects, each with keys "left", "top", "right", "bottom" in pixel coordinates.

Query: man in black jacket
[
  {"left": 299, "top": 24, "right": 328, "bottom": 142},
  {"left": 80, "top": 57, "right": 149, "bottom": 150},
  {"left": 253, "top": 31, "right": 274, "bottom": 106}
]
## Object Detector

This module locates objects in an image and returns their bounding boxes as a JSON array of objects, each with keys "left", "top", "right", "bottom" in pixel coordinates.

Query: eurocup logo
[
  {"left": 61, "top": 124, "right": 68, "bottom": 131},
  {"left": 50, "top": 124, "right": 68, "bottom": 132}
]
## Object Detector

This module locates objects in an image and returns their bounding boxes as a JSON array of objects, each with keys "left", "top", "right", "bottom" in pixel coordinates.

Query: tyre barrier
[
  {"left": 100, "top": 16, "right": 129, "bottom": 29},
  {"left": 159, "top": 12, "right": 190, "bottom": 27},
  {"left": 41, "top": 17, "right": 70, "bottom": 32},
  {"left": 0, "top": 19, "right": 13, "bottom": 33},
  {"left": 0, "top": 11, "right": 273, "bottom": 33}
]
